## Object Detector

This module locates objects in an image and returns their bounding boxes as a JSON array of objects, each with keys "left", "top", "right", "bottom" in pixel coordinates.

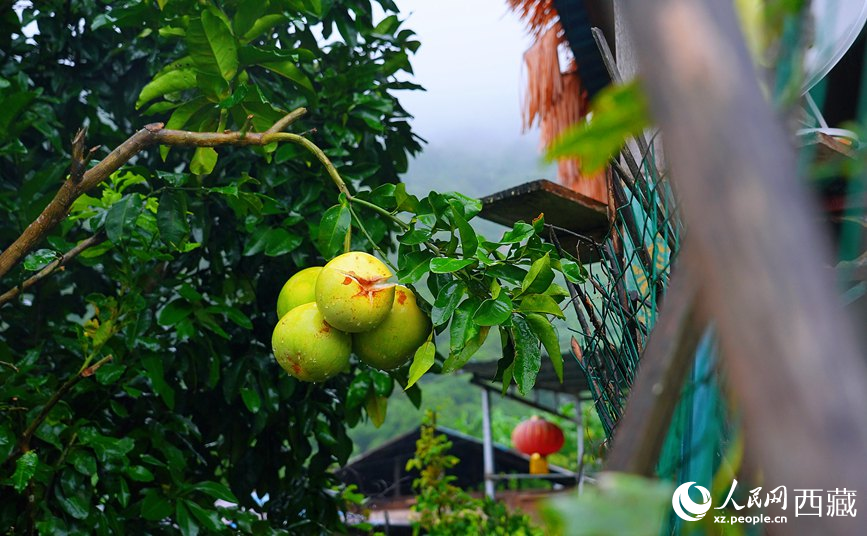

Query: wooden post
[{"left": 621, "top": 1, "right": 867, "bottom": 533}]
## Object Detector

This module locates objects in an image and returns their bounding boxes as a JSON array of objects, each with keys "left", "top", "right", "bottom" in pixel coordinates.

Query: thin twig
[
  {"left": 11, "top": 354, "right": 114, "bottom": 461},
  {"left": 0, "top": 232, "right": 107, "bottom": 307}
]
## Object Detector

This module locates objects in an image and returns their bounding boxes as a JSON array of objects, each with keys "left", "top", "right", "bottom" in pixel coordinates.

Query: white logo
[{"left": 673, "top": 482, "right": 712, "bottom": 521}]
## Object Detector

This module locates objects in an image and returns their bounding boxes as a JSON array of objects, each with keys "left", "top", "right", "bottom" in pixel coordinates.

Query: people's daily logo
[{"left": 673, "top": 482, "right": 713, "bottom": 521}]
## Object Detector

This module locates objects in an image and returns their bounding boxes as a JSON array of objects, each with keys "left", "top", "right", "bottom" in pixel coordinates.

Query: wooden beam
[
  {"left": 606, "top": 265, "right": 702, "bottom": 476},
  {"left": 621, "top": 1, "right": 867, "bottom": 533}
]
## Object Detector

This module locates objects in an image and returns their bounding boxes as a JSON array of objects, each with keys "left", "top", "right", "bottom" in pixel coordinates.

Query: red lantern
[{"left": 512, "top": 415, "right": 565, "bottom": 457}]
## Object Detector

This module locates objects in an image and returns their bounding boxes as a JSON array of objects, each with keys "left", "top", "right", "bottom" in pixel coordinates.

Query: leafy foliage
[
  {"left": 406, "top": 411, "right": 542, "bottom": 536},
  {"left": 0, "top": 0, "right": 421, "bottom": 533},
  {"left": 0, "top": 1, "right": 590, "bottom": 534}
]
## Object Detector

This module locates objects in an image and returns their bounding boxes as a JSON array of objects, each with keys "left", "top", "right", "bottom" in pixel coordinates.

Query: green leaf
[
  {"left": 158, "top": 299, "right": 193, "bottom": 326},
  {"left": 526, "top": 314, "right": 563, "bottom": 382},
  {"left": 185, "top": 500, "right": 224, "bottom": 532},
  {"left": 365, "top": 392, "right": 388, "bottom": 428},
  {"left": 200, "top": 9, "right": 239, "bottom": 82},
  {"left": 546, "top": 80, "right": 650, "bottom": 173},
  {"left": 157, "top": 190, "right": 190, "bottom": 249},
  {"left": 12, "top": 451, "right": 38, "bottom": 492},
  {"left": 127, "top": 465, "right": 155, "bottom": 482},
  {"left": 501, "top": 222, "right": 534, "bottom": 244},
  {"left": 371, "top": 371, "right": 394, "bottom": 397},
  {"left": 347, "top": 372, "right": 372, "bottom": 410},
  {"left": 23, "top": 249, "right": 59, "bottom": 271},
  {"left": 105, "top": 194, "right": 144, "bottom": 245},
  {"left": 317, "top": 204, "right": 351, "bottom": 258},
  {"left": 432, "top": 280, "right": 466, "bottom": 326},
  {"left": 473, "top": 293, "right": 513, "bottom": 326},
  {"left": 241, "top": 15, "right": 287, "bottom": 43},
  {"left": 511, "top": 314, "right": 541, "bottom": 395},
  {"left": 142, "top": 354, "right": 176, "bottom": 410},
  {"left": 141, "top": 490, "right": 173, "bottom": 521},
  {"left": 240, "top": 386, "right": 261, "bottom": 413},
  {"left": 263, "top": 229, "right": 303, "bottom": 257},
  {"left": 192, "top": 481, "right": 238, "bottom": 503},
  {"left": 518, "top": 294, "right": 565, "bottom": 319},
  {"left": 397, "top": 251, "right": 433, "bottom": 284},
  {"left": 450, "top": 203, "right": 478, "bottom": 257},
  {"left": 429, "top": 257, "right": 475, "bottom": 274},
  {"left": 442, "top": 325, "right": 490, "bottom": 373},
  {"left": 190, "top": 147, "right": 218, "bottom": 175},
  {"left": 560, "top": 259, "right": 587, "bottom": 283},
  {"left": 175, "top": 501, "right": 200, "bottom": 536},
  {"left": 521, "top": 253, "right": 554, "bottom": 295},
  {"left": 136, "top": 69, "right": 198, "bottom": 109},
  {"left": 406, "top": 341, "right": 436, "bottom": 389}
]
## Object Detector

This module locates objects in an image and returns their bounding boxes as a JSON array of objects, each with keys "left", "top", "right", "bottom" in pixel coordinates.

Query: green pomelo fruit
[
  {"left": 315, "top": 251, "right": 395, "bottom": 333},
  {"left": 354, "top": 285, "right": 432, "bottom": 370},
  {"left": 271, "top": 302, "right": 351, "bottom": 382},
  {"left": 276, "top": 266, "right": 322, "bottom": 319}
]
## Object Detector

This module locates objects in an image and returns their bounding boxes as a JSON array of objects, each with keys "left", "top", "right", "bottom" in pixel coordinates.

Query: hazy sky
[{"left": 393, "top": 0, "right": 538, "bottom": 146}]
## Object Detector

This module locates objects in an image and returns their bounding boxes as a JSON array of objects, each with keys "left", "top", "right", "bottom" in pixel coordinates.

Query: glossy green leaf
[
  {"left": 142, "top": 355, "right": 176, "bottom": 410},
  {"left": 365, "top": 392, "right": 388, "bottom": 428},
  {"left": 185, "top": 500, "right": 223, "bottom": 532},
  {"left": 397, "top": 251, "right": 433, "bottom": 284},
  {"left": 105, "top": 194, "right": 144, "bottom": 245},
  {"left": 127, "top": 465, "right": 155, "bottom": 482},
  {"left": 432, "top": 280, "right": 466, "bottom": 326},
  {"left": 136, "top": 69, "right": 197, "bottom": 109},
  {"left": 157, "top": 190, "right": 189, "bottom": 249},
  {"left": 450, "top": 203, "right": 478, "bottom": 257},
  {"left": 347, "top": 372, "right": 371, "bottom": 410},
  {"left": 190, "top": 147, "right": 218, "bottom": 175},
  {"left": 429, "top": 257, "right": 475, "bottom": 274},
  {"left": 546, "top": 80, "right": 650, "bottom": 173},
  {"left": 192, "top": 481, "right": 238, "bottom": 503},
  {"left": 500, "top": 222, "right": 534, "bottom": 244},
  {"left": 175, "top": 501, "right": 200, "bottom": 536},
  {"left": 406, "top": 341, "right": 435, "bottom": 389},
  {"left": 560, "top": 259, "right": 587, "bottom": 283},
  {"left": 473, "top": 293, "right": 513, "bottom": 326},
  {"left": 240, "top": 386, "right": 261, "bottom": 413},
  {"left": 200, "top": 9, "right": 239, "bottom": 82},
  {"left": 23, "top": 249, "right": 58, "bottom": 271},
  {"left": 12, "top": 451, "right": 38, "bottom": 492},
  {"left": 526, "top": 314, "right": 563, "bottom": 382},
  {"left": 317, "top": 204, "right": 351, "bottom": 258},
  {"left": 371, "top": 371, "right": 394, "bottom": 397},
  {"left": 511, "top": 314, "right": 541, "bottom": 395},
  {"left": 521, "top": 253, "right": 554, "bottom": 295},
  {"left": 442, "top": 325, "right": 489, "bottom": 373},
  {"left": 518, "top": 294, "right": 566, "bottom": 319},
  {"left": 141, "top": 491, "right": 173, "bottom": 521}
]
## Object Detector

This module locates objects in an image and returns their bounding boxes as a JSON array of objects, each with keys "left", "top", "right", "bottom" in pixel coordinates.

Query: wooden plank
[
  {"left": 478, "top": 179, "right": 610, "bottom": 261},
  {"left": 606, "top": 266, "right": 702, "bottom": 476},
  {"left": 622, "top": 1, "right": 867, "bottom": 533}
]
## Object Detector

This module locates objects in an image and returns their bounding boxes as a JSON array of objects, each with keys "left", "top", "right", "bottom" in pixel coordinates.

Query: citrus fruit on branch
[
  {"left": 315, "top": 251, "right": 396, "bottom": 333},
  {"left": 276, "top": 266, "right": 322, "bottom": 319},
  {"left": 272, "top": 302, "right": 352, "bottom": 382},
  {"left": 354, "top": 285, "right": 432, "bottom": 370}
]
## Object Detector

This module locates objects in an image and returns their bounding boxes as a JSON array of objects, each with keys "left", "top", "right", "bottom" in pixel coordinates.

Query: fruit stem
[
  {"left": 264, "top": 132, "right": 352, "bottom": 198},
  {"left": 347, "top": 204, "right": 399, "bottom": 272}
]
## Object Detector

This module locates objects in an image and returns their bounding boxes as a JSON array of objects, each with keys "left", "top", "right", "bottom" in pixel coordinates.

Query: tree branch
[
  {"left": 11, "top": 354, "right": 113, "bottom": 461},
  {"left": 0, "top": 232, "right": 106, "bottom": 307},
  {"left": 0, "top": 107, "right": 355, "bottom": 281}
]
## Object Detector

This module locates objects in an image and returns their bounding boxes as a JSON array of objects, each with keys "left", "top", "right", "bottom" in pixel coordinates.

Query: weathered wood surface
[
  {"left": 606, "top": 265, "right": 702, "bottom": 476},
  {"left": 479, "top": 179, "right": 609, "bottom": 261},
  {"left": 622, "top": 1, "right": 867, "bottom": 533}
]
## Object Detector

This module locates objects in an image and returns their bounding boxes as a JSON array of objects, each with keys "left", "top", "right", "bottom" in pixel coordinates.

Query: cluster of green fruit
[{"left": 272, "top": 252, "right": 432, "bottom": 382}]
